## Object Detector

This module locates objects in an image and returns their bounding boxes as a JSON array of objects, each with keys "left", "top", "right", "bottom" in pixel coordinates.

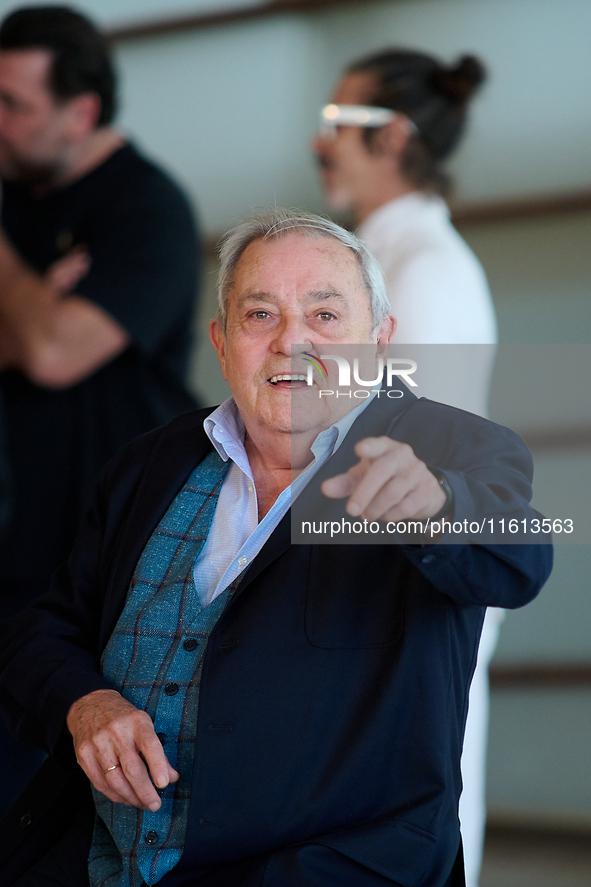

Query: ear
[
  {"left": 67, "top": 93, "right": 101, "bottom": 141},
  {"left": 209, "top": 318, "right": 228, "bottom": 379},
  {"left": 376, "top": 314, "right": 396, "bottom": 353},
  {"left": 375, "top": 115, "right": 414, "bottom": 160}
]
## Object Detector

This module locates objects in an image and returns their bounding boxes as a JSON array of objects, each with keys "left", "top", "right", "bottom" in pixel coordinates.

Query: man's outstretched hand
[
  {"left": 67, "top": 689, "right": 179, "bottom": 811},
  {"left": 321, "top": 436, "right": 446, "bottom": 522}
]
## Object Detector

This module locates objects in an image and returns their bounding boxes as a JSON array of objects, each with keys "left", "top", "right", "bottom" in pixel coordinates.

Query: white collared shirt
[
  {"left": 358, "top": 192, "right": 497, "bottom": 346},
  {"left": 192, "top": 394, "right": 375, "bottom": 607},
  {"left": 358, "top": 192, "right": 497, "bottom": 416}
]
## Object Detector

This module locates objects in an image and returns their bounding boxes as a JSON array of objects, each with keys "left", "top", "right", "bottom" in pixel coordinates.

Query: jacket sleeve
[
  {"left": 401, "top": 541, "right": 552, "bottom": 609},
  {"left": 401, "top": 413, "right": 553, "bottom": 608}
]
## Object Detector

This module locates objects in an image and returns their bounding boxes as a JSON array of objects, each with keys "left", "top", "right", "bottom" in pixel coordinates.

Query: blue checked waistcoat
[{"left": 88, "top": 449, "right": 237, "bottom": 887}]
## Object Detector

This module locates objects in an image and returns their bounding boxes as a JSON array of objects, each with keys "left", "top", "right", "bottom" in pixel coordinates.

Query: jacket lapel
[{"left": 100, "top": 414, "right": 215, "bottom": 646}]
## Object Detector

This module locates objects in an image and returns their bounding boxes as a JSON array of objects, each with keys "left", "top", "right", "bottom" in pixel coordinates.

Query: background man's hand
[
  {"left": 66, "top": 688, "right": 179, "bottom": 811},
  {"left": 321, "top": 436, "right": 446, "bottom": 522},
  {"left": 45, "top": 245, "right": 91, "bottom": 293}
]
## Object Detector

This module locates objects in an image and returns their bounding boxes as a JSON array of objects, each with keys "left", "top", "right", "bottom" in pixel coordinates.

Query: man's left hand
[{"left": 321, "top": 436, "right": 446, "bottom": 522}]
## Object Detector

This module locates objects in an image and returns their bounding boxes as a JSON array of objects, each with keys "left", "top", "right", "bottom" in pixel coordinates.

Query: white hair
[{"left": 216, "top": 207, "right": 391, "bottom": 335}]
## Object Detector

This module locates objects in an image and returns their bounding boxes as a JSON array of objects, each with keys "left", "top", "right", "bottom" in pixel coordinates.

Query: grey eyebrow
[
  {"left": 305, "top": 290, "right": 348, "bottom": 304},
  {"left": 235, "top": 289, "right": 348, "bottom": 308},
  {"left": 234, "top": 293, "right": 276, "bottom": 308}
]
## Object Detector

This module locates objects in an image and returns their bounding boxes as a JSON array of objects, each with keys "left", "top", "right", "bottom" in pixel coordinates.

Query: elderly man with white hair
[{"left": 0, "top": 209, "right": 550, "bottom": 887}]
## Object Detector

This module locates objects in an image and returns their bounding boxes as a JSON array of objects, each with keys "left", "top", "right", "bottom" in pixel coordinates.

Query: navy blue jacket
[{"left": 0, "top": 390, "right": 552, "bottom": 886}]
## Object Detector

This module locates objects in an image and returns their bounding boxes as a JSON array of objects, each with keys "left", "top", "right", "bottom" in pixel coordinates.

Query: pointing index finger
[
  {"left": 354, "top": 436, "right": 400, "bottom": 459},
  {"left": 345, "top": 438, "right": 408, "bottom": 517}
]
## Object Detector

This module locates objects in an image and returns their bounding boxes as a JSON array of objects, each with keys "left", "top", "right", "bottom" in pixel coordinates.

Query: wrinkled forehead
[{"left": 229, "top": 231, "right": 369, "bottom": 302}]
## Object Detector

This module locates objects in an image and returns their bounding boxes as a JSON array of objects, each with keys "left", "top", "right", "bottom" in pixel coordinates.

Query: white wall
[
  {"left": 0, "top": 0, "right": 263, "bottom": 29},
  {"left": 461, "top": 214, "right": 591, "bottom": 825},
  {"left": 115, "top": 16, "right": 327, "bottom": 234}
]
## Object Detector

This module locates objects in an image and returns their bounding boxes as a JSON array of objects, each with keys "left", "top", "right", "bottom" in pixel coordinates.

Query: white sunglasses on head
[{"left": 319, "top": 103, "right": 417, "bottom": 137}]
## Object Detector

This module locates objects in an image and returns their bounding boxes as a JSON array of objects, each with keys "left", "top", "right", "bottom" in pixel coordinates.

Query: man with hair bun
[
  {"left": 314, "top": 49, "right": 499, "bottom": 887},
  {"left": 313, "top": 49, "right": 495, "bottom": 367}
]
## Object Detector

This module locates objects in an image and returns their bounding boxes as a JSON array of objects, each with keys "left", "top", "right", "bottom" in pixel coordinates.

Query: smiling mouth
[{"left": 269, "top": 374, "right": 309, "bottom": 387}]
